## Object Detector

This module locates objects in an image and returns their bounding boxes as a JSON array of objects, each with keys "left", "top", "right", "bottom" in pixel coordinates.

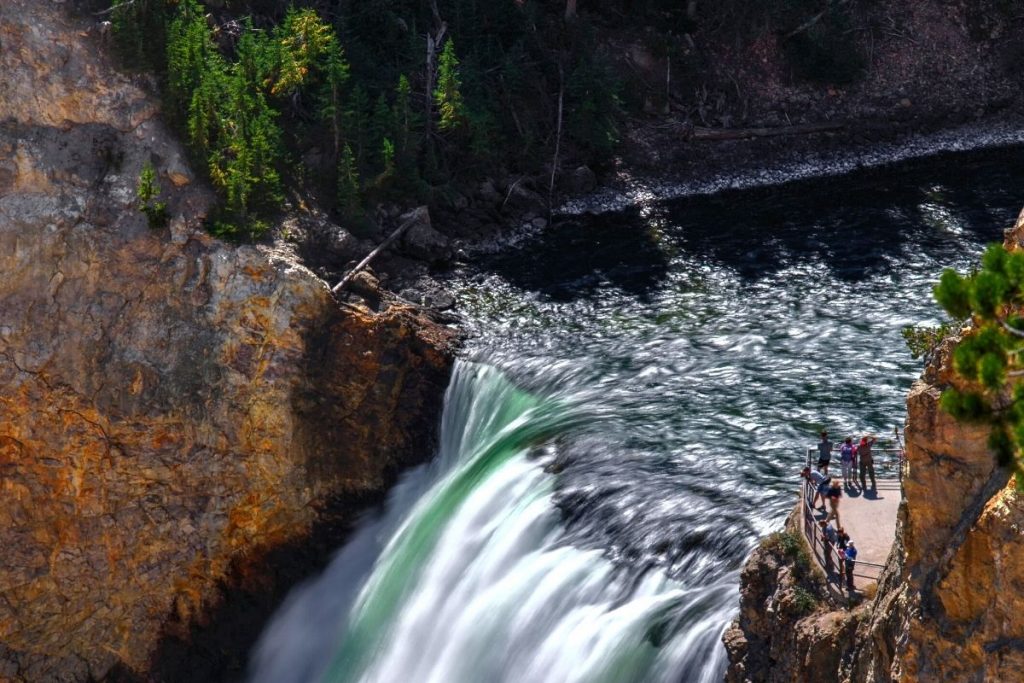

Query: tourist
[
  {"left": 839, "top": 437, "right": 856, "bottom": 487},
  {"left": 858, "top": 435, "right": 878, "bottom": 490},
  {"left": 836, "top": 526, "right": 850, "bottom": 584},
  {"left": 826, "top": 478, "right": 842, "bottom": 526},
  {"left": 817, "top": 430, "right": 832, "bottom": 474},
  {"left": 844, "top": 541, "right": 858, "bottom": 591},
  {"left": 802, "top": 466, "right": 830, "bottom": 511},
  {"left": 819, "top": 520, "right": 838, "bottom": 575}
]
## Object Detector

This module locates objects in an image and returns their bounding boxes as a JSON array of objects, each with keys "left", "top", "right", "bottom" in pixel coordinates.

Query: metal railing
[
  {"left": 800, "top": 433, "right": 905, "bottom": 592},
  {"left": 803, "top": 445, "right": 905, "bottom": 481},
  {"left": 801, "top": 479, "right": 887, "bottom": 589}
]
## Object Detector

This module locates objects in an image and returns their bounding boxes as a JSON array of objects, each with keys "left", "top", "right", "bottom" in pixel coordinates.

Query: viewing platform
[{"left": 800, "top": 439, "right": 905, "bottom": 593}]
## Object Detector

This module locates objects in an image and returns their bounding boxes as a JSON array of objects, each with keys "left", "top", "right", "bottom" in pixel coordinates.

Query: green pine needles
[
  {"left": 933, "top": 243, "right": 1024, "bottom": 485},
  {"left": 110, "top": 1, "right": 627, "bottom": 237},
  {"left": 136, "top": 161, "right": 168, "bottom": 229},
  {"left": 434, "top": 39, "right": 466, "bottom": 133}
]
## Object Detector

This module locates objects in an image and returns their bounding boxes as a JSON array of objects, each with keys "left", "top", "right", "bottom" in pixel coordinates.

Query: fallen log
[
  {"left": 690, "top": 121, "right": 846, "bottom": 141},
  {"left": 331, "top": 214, "right": 418, "bottom": 295}
]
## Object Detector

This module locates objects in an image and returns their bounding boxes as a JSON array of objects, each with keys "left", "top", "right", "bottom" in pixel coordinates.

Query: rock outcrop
[
  {"left": 725, "top": 211, "right": 1024, "bottom": 682},
  {"left": 0, "top": 2, "right": 455, "bottom": 681}
]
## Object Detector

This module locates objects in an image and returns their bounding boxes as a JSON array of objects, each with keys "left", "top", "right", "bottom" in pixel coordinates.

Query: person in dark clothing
[
  {"left": 858, "top": 435, "right": 878, "bottom": 490},
  {"left": 816, "top": 430, "right": 832, "bottom": 475},
  {"left": 825, "top": 479, "right": 842, "bottom": 526},
  {"left": 819, "top": 520, "right": 838, "bottom": 575},
  {"left": 844, "top": 541, "right": 858, "bottom": 591}
]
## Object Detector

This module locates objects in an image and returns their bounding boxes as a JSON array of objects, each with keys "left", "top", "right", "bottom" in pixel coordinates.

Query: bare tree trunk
[
  {"left": 424, "top": 0, "right": 447, "bottom": 142},
  {"left": 548, "top": 64, "right": 564, "bottom": 207},
  {"left": 331, "top": 215, "right": 419, "bottom": 295},
  {"left": 686, "top": 0, "right": 698, "bottom": 21},
  {"left": 565, "top": 0, "right": 577, "bottom": 21}
]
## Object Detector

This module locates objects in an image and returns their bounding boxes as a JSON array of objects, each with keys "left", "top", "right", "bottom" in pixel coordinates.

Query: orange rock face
[{"left": 0, "top": 2, "right": 455, "bottom": 680}]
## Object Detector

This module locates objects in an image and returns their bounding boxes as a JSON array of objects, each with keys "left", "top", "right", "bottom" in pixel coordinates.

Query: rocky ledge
[
  {"left": 0, "top": 2, "right": 456, "bottom": 681},
  {"left": 725, "top": 211, "right": 1024, "bottom": 682}
]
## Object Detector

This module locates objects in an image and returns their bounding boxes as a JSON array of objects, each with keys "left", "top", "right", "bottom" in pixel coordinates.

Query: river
[{"left": 248, "top": 147, "right": 1024, "bottom": 683}]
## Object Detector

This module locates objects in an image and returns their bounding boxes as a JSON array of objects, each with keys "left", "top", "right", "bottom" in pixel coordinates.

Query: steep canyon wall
[{"left": 0, "top": 2, "right": 455, "bottom": 680}]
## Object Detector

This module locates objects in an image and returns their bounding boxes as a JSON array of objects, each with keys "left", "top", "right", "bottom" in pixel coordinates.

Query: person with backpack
[
  {"left": 858, "top": 435, "right": 878, "bottom": 490},
  {"left": 816, "top": 430, "right": 833, "bottom": 475},
  {"left": 844, "top": 541, "right": 858, "bottom": 591},
  {"left": 839, "top": 437, "right": 857, "bottom": 488}
]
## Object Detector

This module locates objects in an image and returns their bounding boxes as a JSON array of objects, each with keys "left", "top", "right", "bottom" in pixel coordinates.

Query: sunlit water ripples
[{"left": 250, "top": 148, "right": 1024, "bottom": 683}]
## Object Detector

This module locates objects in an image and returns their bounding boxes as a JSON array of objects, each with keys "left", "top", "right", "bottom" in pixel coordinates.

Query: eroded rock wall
[
  {"left": 0, "top": 2, "right": 455, "bottom": 680},
  {"left": 725, "top": 211, "right": 1024, "bottom": 682}
]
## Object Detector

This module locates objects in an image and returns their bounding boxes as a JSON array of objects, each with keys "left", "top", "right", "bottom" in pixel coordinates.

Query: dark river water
[{"left": 250, "top": 147, "right": 1024, "bottom": 683}]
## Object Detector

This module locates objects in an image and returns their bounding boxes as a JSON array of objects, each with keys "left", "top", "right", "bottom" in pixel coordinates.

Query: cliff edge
[{"left": 0, "top": 2, "right": 456, "bottom": 680}]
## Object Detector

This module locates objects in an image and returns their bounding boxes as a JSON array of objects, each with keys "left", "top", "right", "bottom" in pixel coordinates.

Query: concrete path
[{"left": 808, "top": 477, "right": 901, "bottom": 590}]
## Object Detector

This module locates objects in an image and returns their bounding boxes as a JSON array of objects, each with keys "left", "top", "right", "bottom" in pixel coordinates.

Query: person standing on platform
[
  {"left": 858, "top": 435, "right": 878, "bottom": 490},
  {"left": 839, "top": 437, "right": 856, "bottom": 488},
  {"left": 820, "top": 520, "right": 839, "bottom": 575},
  {"left": 844, "top": 541, "right": 858, "bottom": 591},
  {"left": 826, "top": 478, "right": 842, "bottom": 526},
  {"left": 816, "top": 430, "right": 833, "bottom": 475}
]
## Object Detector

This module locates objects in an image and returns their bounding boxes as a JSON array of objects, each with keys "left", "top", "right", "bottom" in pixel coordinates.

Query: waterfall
[{"left": 249, "top": 360, "right": 733, "bottom": 683}]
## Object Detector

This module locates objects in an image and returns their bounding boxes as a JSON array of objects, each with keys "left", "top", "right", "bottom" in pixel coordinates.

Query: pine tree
[
  {"left": 337, "top": 143, "right": 362, "bottom": 217},
  {"left": 370, "top": 94, "right": 394, "bottom": 173},
  {"left": 381, "top": 137, "right": 395, "bottom": 176},
  {"left": 136, "top": 160, "right": 168, "bottom": 228},
  {"left": 393, "top": 75, "right": 413, "bottom": 152},
  {"left": 434, "top": 38, "right": 465, "bottom": 133},
  {"left": 344, "top": 85, "right": 371, "bottom": 166},
  {"left": 214, "top": 26, "right": 283, "bottom": 224},
  {"left": 932, "top": 243, "right": 1024, "bottom": 487},
  {"left": 110, "top": 0, "right": 169, "bottom": 72},
  {"left": 272, "top": 8, "right": 343, "bottom": 97},
  {"left": 321, "top": 44, "right": 351, "bottom": 158},
  {"left": 166, "top": 0, "right": 216, "bottom": 119}
]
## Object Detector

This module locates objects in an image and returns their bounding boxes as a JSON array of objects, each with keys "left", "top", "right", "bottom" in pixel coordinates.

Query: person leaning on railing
[{"left": 801, "top": 466, "right": 829, "bottom": 512}]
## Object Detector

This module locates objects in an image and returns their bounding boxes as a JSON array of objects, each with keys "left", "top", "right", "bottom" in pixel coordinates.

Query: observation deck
[{"left": 800, "top": 438, "right": 904, "bottom": 592}]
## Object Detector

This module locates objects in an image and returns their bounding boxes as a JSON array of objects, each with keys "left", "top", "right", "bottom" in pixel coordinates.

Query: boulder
[
  {"left": 400, "top": 206, "right": 451, "bottom": 261},
  {"left": 502, "top": 182, "right": 547, "bottom": 215}
]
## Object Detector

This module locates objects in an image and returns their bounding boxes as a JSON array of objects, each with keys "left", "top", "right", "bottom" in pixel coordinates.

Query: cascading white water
[
  {"left": 249, "top": 362, "right": 733, "bottom": 683},
  {"left": 250, "top": 150, "right": 1024, "bottom": 683}
]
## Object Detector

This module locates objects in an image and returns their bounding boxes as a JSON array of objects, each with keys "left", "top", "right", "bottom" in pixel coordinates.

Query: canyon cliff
[
  {"left": 725, "top": 212, "right": 1024, "bottom": 681},
  {"left": 0, "top": 2, "right": 456, "bottom": 681}
]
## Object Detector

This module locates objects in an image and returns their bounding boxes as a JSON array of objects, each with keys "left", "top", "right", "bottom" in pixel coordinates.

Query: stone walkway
[{"left": 807, "top": 477, "right": 902, "bottom": 590}]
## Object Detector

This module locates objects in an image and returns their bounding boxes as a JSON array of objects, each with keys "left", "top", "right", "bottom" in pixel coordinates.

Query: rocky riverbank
[{"left": 724, "top": 211, "right": 1024, "bottom": 682}]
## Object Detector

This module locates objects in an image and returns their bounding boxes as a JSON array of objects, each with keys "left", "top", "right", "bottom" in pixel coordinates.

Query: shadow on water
[
  {"left": 485, "top": 205, "right": 672, "bottom": 302},
  {"left": 483, "top": 145, "right": 1024, "bottom": 297}
]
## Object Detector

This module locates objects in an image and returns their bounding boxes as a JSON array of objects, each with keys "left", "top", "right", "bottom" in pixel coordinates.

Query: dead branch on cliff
[{"left": 331, "top": 215, "right": 419, "bottom": 296}]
